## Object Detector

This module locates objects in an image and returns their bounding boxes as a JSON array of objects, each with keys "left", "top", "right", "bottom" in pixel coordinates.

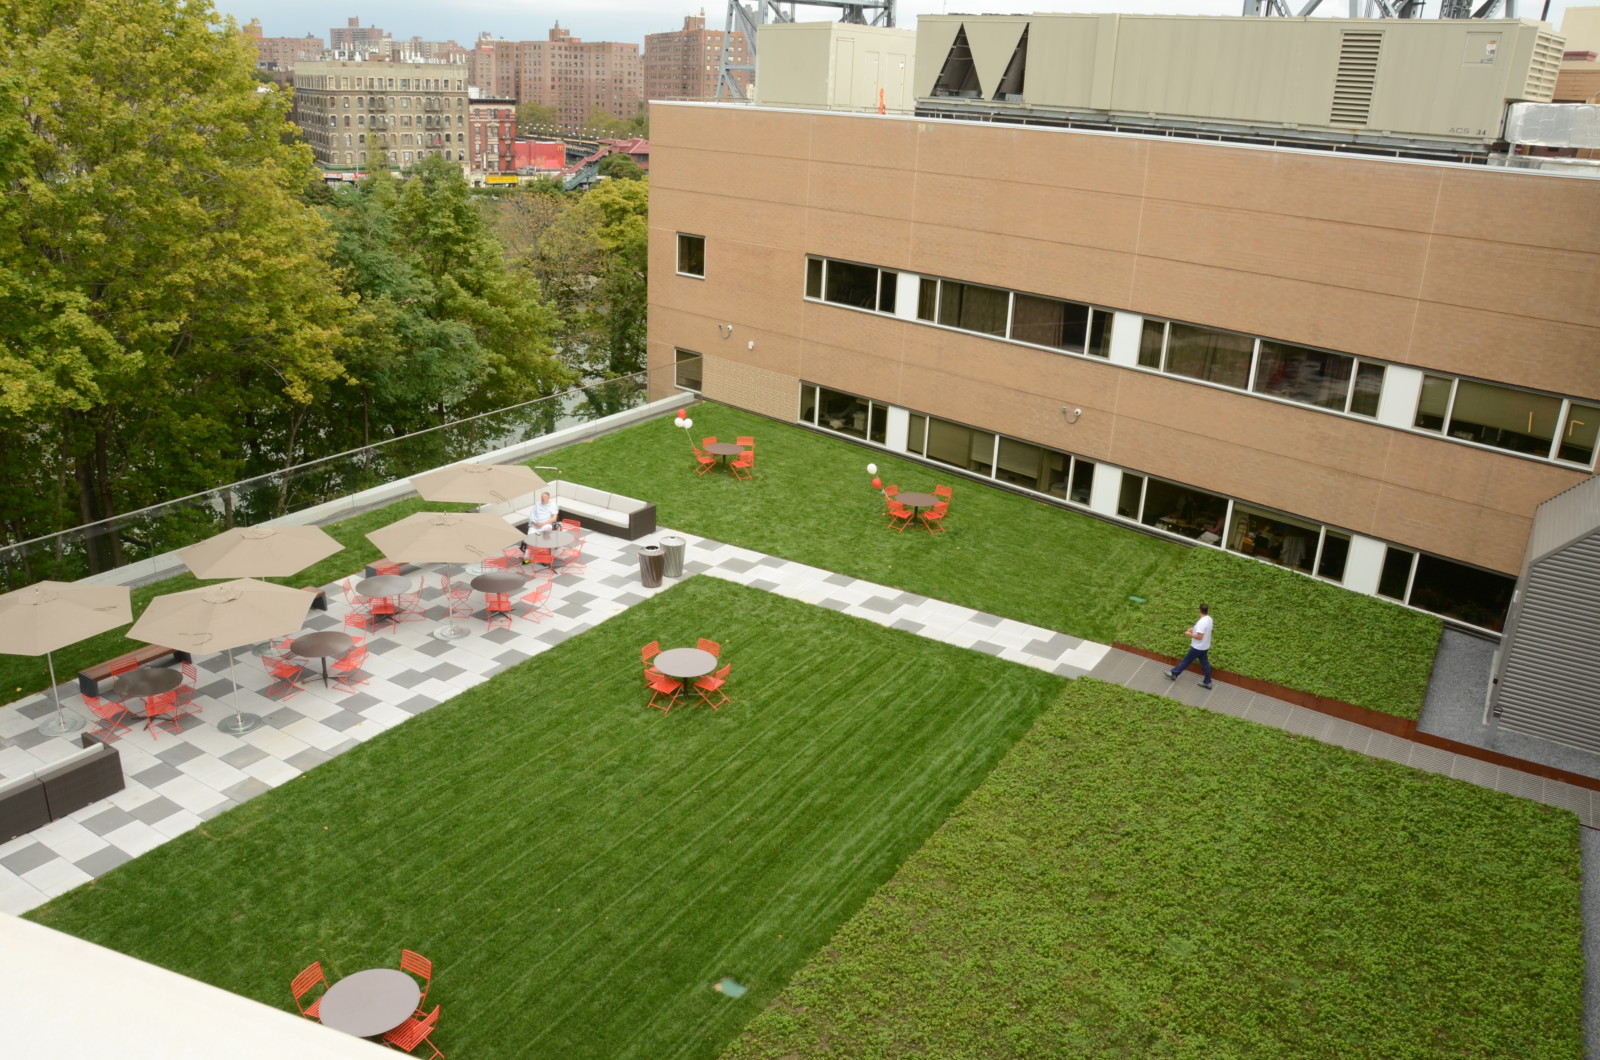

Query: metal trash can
[
  {"left": 660, "top": 535, "right": 686, "bottom": 578},
  {"left": 637, "top": 544, "right": 665, "bottom": 588}
]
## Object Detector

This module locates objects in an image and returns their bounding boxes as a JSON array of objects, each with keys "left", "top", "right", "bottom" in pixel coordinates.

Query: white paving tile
[{"left": 101, "top": 819, "right": 170, "bottom": 858}]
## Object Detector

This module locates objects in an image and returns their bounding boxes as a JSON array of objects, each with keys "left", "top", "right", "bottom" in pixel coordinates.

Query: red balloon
[
  {"left": 871, "top": 478, "right": 882, "bottom": 490},
  {"left": 676, "top": 409, "right": 686, "bottom": 419}
]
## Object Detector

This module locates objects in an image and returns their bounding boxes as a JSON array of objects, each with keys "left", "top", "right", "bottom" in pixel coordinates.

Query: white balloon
[
  {"left": 683, "top": 418, "right": 693, "bottom": 429},
  {"left": 673, "top": 417, "right": 685, "bottom": 428},
  {"left": 866, "top": 463, "right": 878, "bottom": 475}
]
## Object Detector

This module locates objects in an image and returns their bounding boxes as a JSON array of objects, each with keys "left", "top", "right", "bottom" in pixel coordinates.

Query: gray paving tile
[
  {"left": 1406, "top": 744, "right": 1458, "bottom": 776},
  {"left": 222, "top": 777, "right": 273, "bottom": 803},
  {"left": 716, "top": 557, "right": 756, "bottom": 574},
  {"left": 130, "top": 796, "right": 183, "bottom": 825},
  {"left": 364, "top": 638, "right": 404, "bottom": 655},
  {"left": 132, "top": 761, "right": 184, "bottom": 788},
  {"left": 74, "top": 846, "right": 132, "bottom": 877},
  {"left": 1086, "top": 650, "right": 1143, "bottom": 685},
  {"left": 856, "top": 596, "right": 900, "bottom": 615},
  {"left": 428, "top": 663, "right": 467, "bottom": 681},
  {"left": 1025, "top": 632, "right": 1082, "bottom": 657},
  {"left": 80, "top": 806, "right": 137, "bottom": 837},
  {"left": 197, "top": 800, "right": 236, "bottom": 822},
  {"left": 1245, "top": 697, "right": 1294, "bottom": 730},
  {"left": 7, "top": 727, "right": 53, "bottom": 750},
  {"left": 337, "top": 692, "right": 382, "bottom": 712},
  {"left": 389, "top": 670, "right": 432, "bottom": 690},
  {"left": 824, "top": 572, "right": 856, "bottom": 587},
  {"left": 815, "top": 598, "right": 850, "bottom": 613},
  {"left": 16, "top": 700, "right": 55, "bottom": 720},
  {"left": 262, "top": 706, "right": 308, "bottom": 729},
  {"left": 493, "top": 649, "right": 529, "bottom": 668},
  {"left": 412, "top": 638, "right": 455, "bottom": 658},
  {"left": 966, "top": 611, "right": 1004, "bottom": 628},
  {"left": 482, "top": 628, "right": 521, "bottom": 645},
  {"left": 285, "top": 747, "right": 333, "bottom": 772},
  {"left": 890, "top": 618, "right": 926, "bottom": 635},
  {"left": 0, "top": 841, "right": 55, "bottom": 875},
  {"left": 321, "top": 710, "right": 367, "bottom": 733},
  {"left": 397, "top": 694, "right": 436, "bottom": 716},
  {"left": 219, "top": 744, "right": 269, "bottom": 768}
]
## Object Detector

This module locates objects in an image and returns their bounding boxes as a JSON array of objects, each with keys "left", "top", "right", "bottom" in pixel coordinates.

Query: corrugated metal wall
[{"left": 1493, "top": 533, "right": 1600, "bottom": 751}]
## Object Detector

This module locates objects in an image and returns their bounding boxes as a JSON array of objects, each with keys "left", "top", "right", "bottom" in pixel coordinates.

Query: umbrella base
[
  {"left": 433, "top": 622, "right": 472, "bottom": 641},
  {"left": 37, "top": 711, "right": 86, "bottom": 738},
  {"left": 217, "top": 712, "right": 265, "bottom": 735}
]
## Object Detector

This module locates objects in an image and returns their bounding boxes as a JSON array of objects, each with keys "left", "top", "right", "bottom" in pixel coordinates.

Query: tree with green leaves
[
  {"left": 0, "top": 0, "right": 353, "bottom": 571},
  {"left": 516, "top": 101, "right": 561, "bottom": 138},
  {"left": 585, "top": 105, "right": 648, "bottom": 140},
  {"left": 598, "top": 152, "right": 645, "bottom": 181}
]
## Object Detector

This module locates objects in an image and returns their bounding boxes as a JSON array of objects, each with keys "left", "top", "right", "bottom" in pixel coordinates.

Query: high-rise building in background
[
  {"left": 242, "top": 20, "right": 323, "bottom": 81},
  {"left": 470, "top": 24, "right": 642, "bottom": 133},
  {"left": 644, "top": 13, "right": 751, "bottom": 107},
  {"left": 329, "top": 17, "right": 389, "bottom": 55},
  {"left": 292, "top": 59, "right": 469, "bottom": 173}
]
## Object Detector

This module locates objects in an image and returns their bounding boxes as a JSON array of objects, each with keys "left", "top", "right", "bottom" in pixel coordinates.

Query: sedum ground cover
[
  {"left": 537, "top": 402, "right": 1184, "bottom": 644},
  {"left": 1117, "top": 545, "right": 1442, "bottom": 717},
  {"left": 0, "top": 499, "right": 474, "bottom": 701},
  {"left": 26, "top": 577, "right": 1065, "bottom": 1059},
  {"left": 723, "top": 680, "right": 1583, "bottom": 1060}
]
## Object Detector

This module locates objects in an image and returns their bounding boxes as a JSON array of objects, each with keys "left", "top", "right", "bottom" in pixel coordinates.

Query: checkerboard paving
[{"left": 1, "top": 527, "right": 1595, "bottom": 919}]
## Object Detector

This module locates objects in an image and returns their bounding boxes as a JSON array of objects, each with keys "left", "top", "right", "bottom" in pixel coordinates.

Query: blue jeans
[{"left": 1171, "top": 647, "right": 1211, "bottom": 684}]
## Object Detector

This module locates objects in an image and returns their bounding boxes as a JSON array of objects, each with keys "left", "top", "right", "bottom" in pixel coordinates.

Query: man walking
[{"left": 1166, "top": 602, "right": 1214, "bottom": 690}]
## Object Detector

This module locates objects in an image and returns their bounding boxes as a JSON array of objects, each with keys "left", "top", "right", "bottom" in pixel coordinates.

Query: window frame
[{"left": 676, "top": 233, "right": 706, "bottom": 279}]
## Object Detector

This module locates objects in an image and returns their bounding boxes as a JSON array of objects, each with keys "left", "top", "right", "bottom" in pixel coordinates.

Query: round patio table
[
  {"left": 653, "top": 647, "right": 718, "bottom": 682},
  {"left": 317, "top": 968, "right": 421, "bottom": 1039},
  {"left": 896, "top": 492, "right": 940, "bottom": 516},
  {"left": 523, "top": 529, "right": 578, "bottom": 571},
  {"left": 356, "top": 575, "right": 412, "bottom": 628},
  {"left": 702, "top": 442, "right": 746, "bottom": 469},
  {"left": 113, "top": 667, "right": 185, "bottom": 718},
  {"left": 470, "top": 570, "right": 528, "bottom": 595},
  {"left": 289, "top": 631, "right": 355, "bottom": 686}
]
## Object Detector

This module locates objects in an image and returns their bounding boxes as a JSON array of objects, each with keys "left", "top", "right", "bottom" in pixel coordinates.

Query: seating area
[
  {"left": 482, "top": 481, "right": 656, "bottom": 541},
  {"left": 291, "top": 949, "right": 445, "bottom": 1054}
]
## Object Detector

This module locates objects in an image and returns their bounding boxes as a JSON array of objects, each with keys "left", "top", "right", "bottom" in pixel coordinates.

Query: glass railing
[{"left": 0, "top": 371, "right": 655, "bottom": 591}]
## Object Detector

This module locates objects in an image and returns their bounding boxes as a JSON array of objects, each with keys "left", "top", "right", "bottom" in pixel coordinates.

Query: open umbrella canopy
[
  {"left": 411, "top": 462, "right": 546, "bottom": 506},
  {"left": 0, "top": 581, "right": 132, "bottom": 657},
  {"left": 366, "top": 512, "right": 525, "bottom": 565},
  {"left": 179, "top": 525, "right": 343, "bottom": 580},
  {"left": 128, "top": 579, "right": 312, "bottom": 656}
]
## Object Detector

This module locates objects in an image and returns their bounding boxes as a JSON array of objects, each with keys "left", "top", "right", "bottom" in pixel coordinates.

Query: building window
[
  {"left": 800, "top": 384, "right": 887, "bottom": 443},
  {"left": 1414, "top": 375, "right": 1597, "bottom": 466},
  {"left": 905, "top": 414, "right": 995, "bottom": 476},
  {"left": 674, "top": 349, "right": 703, "bottom": 391},
  {"left": 1010, "top": 294, "right": 1109, "bottom": 357},
  {"left": 1141, "top": 479, "right": 1229, "bottom": 544},
  {"left": 804, "top": 257, "right": 896, "bottom": 313},
  {"left": 1376, "top": 547, "right": 1513, "bottom": 630},
  {"left": 935, "top": 279, "right": 1010, "bottom": 338},
  {"left": 1163, "top": 323, "right": 1254, "bottom": 389},
  {"left": 676, "top": 233, "right": 705, "bottom": 277}
]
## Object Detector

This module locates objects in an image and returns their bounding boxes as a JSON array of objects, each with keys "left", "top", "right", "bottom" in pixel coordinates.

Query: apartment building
[
  {"left": 647, "top": 20, "right": 1599, "bottom": 635},
  {"left": 644, "top": 14, "right": 751, "bottom": 105},
  {"left": 291, "top": 59, "right": 470, "bottom": 172},
  {"left": 242, "top": 21, "right": 322, "bottom": 80},
  {"left": 468, "top": 96, "right": 518, "bottom": 174},
  {"left": 329, "top": 17, "right": 389, "bottom": 54},
  {"left": 476, "top": 24, "right": 642, "bottom": 132}
]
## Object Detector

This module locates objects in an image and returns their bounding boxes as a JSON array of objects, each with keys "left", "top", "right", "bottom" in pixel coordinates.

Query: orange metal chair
[
  {"left": 885, "top": 500, "right": 914, "bottom": 532},
  {"left": 371, "top": 562, "right": 404, "bottom": 577},
  {"left": 701, "top": 435, "right": 718, "bottom": 448},
  {"left": 647, "top": 671, "right": 684, "bottom": 713},
  {"left": 729, "top": 451, "right": 755, "bottom": 481},
  {"left": 400, "top": 950, "right": 434, "bottom": 1013},
  {"left": 82, "top": 694, "right": 131, "bottom": 743},
  {"left": 518, "top": 581, "right": 555, "bottom": 623},
  {"left": 735, "top": 435, "right": 754, "bottom": 448},
  {"left": 143, "top": 689, "right": 191, "bottom": 738},
  {"left": 921, "top": 501, "right": 949, "bottom": 535},
  {"left": 343, "top": 611, "right": 380, "bottom": 635},
  {"left": 641, "top": 641, "right": 661, "bottom": 666},
  {"left": 290, "top": 961, "right": 327, "bottom": 1020},
  {"left": 341, "top": 578, "right": 370, "bottom": 613},
  {"left": 694, "top": 663, "right": 732, "bottom": 710},
  {"left": 332, "top": 647, "right": 370, "bottom": 692},
  {"left": 369, "top": 596, "right": 399, "bottom": 628},
  {"left": 485, "top": 593, "right": 514, "bottom": 631},
  {"left": 693, "top": 448, "right": 717, "bottom": 476},
  {"left": 383, "top": 1005, "right": 443, "bottom": 1058},
  {"left": 174, "top": 660, "right": 199, "bottom": 709},
  {"left": 555, "top": 544, "right": 586, "bottom": 576},
  {"left": 934, "top": 485, "right": 953, "bottom": 499},
  {"left": 884, "top": 484, "right": 900, "bottom": 500},
  {"left": 696, "top": 638, "right": 721, "bottom": 657},
  {"left": 441, "top": 574, "right": 473, "bottom": 620},
  {"left": 262, "top": 654, "right": 306, "bottom": 700},
  {"left": 396, "top": 589, "right": 425, "bottom": 621}
]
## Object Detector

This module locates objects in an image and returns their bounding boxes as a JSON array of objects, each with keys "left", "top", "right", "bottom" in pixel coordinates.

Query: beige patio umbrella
[
  {"left": 411, "top": 462, "right": 548, "bottom": 507},
  {"left": 0, "top": 582, "right": 132, "bottom": 737},
  {"left": 366, "top": 512, "right": 525, "bottom": 640},
  {"left": 129, "top": 579, "right": 313, "bottom": 735},
  {"left": 179, "top": 524, "right": 343, "bottom": 580}
]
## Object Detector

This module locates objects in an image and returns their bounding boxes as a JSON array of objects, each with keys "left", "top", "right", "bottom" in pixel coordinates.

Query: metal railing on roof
[{"left": 0, "top": 371, "right": 654, "bottom": 592}]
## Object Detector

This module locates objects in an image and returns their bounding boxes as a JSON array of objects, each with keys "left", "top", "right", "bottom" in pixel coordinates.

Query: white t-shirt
[
  {"left": 1192, "top": 614, "right": 1213, "bottom": 651},
  {"left": 527, "top": 498, "right": 560, "bottom": 530}
]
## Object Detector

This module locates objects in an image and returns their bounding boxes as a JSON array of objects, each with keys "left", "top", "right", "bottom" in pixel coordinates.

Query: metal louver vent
[
  {"left": 1524, "top": 31, "right": 1562, "bottom": 102},
  {"left": 1330, "top": 31, "right": 1382, "bottom": 128}
]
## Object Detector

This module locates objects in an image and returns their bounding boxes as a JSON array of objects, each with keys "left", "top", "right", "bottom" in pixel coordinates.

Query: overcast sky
[{"left": 227, "top": 0, "right": 1576, "bottom": 47}]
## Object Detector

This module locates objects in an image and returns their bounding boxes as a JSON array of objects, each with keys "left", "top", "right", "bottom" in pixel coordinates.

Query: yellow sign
[{"left": 484, "top": 175, "right": 519, "bottom": 185}]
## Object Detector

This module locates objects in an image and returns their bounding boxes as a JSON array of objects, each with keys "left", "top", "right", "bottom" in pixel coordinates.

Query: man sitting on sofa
[{"left": 519, "top": 490, "right": 562, "bottom": 562}]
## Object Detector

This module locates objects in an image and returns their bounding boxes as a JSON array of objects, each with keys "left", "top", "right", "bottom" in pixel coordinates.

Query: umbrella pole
[
  {"left": 36, "top": 650, "right": 86, "bottom": 738},
  {"left": 216, "top": 646, "right": 264, "bottom": 735},
  {"left": 434, "top": 563, "right": 470, "bottom": 640}
]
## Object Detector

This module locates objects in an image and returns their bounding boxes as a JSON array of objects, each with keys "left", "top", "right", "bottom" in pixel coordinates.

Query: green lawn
[
  {"left": 27, "top": 577, "right": 1065, "bottom": 1059},
  {"left": 538, "top": 403, "right": 1184, "bottom": 644},
  {"left": 1117, "top": 546, "right": 1442, "bottom": 717},
  {"left": 723, "top": 680, "right": 1583, "bottom": 1060},
  {"left": 0, "top": 499, "right": 473, "bottom": 701}
]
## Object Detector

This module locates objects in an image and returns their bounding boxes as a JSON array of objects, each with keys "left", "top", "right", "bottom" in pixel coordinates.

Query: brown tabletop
[
  {"left": 896, "top": 492, "right": 940, "bottom": 511},
  {"left": 471, "top": 570, "right": 528, "bottom": 594},
  {"left": 356, "top": 575, "right": 412, "bottom": 598},
  {"left": 289, "top": 631, "right": 356, "bottom": 685},
  {"left": 703, "top": 442, "right": 745, "bottom": 456},
  {"left": 653, "top": 647, "right": 718, "bottom": 681},
  {"left": 113, "top": 667, "right": 185, "bottom": 717},
  {"left": 317, "top": 968, "right": 421, "bottom": 1039}
]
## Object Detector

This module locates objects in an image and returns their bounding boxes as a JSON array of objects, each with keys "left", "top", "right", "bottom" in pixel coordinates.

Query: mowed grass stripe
[{"left": 29, "top": 577, "right": 1063, "bottom": 1060}]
